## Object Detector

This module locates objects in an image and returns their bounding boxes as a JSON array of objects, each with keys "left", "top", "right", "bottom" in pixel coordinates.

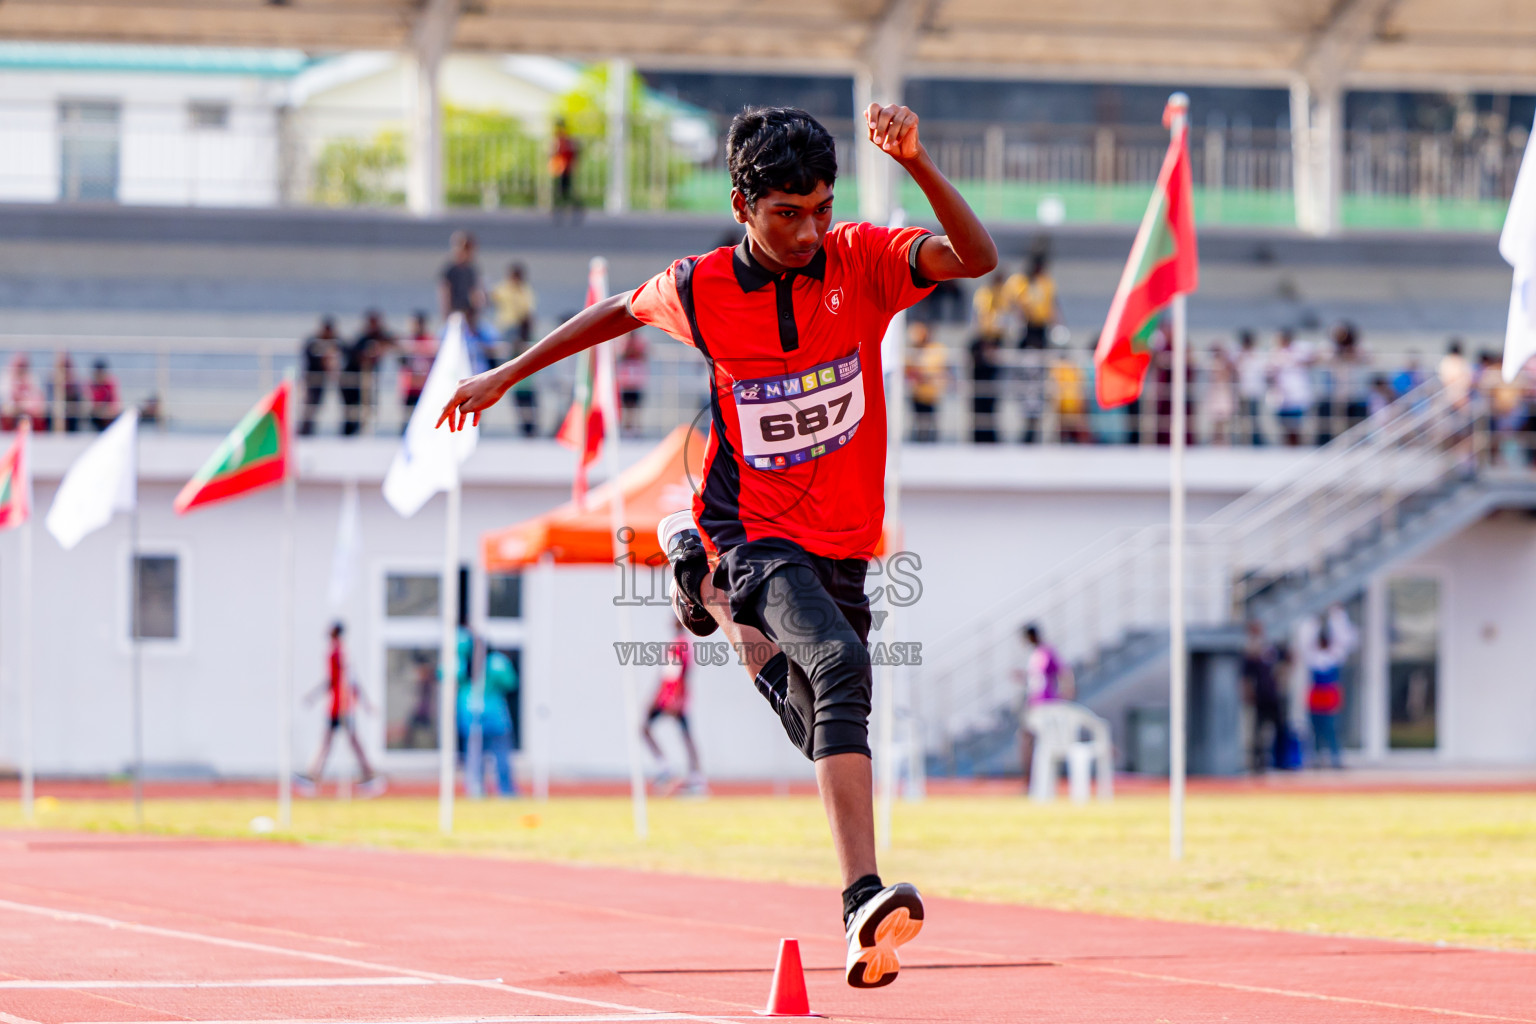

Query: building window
[
  {"left": 132, "top": 555, "right": 179, "bottom": 640},
  {"left": 487, "top": 573, "right": 522, "bottom": 619},
  {"left": 386, "top": 573, "right": 439, "bottom": 618},
  {"left": 189, "top": 101, "right": 230, "bottom": 130},
  {"left": 1387, "top": 576, "right": 1439, "bottom": 749},
  {"left": 384, "top": 645, "right": 439, "bottom": 750},
  {"left": 59, "top": 100, "right": 121, "bottom": 202}
]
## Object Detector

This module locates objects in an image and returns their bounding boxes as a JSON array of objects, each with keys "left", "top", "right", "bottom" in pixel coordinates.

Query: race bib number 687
[{"left": 732, "top": 353, "right": 865, "bottom": 470}]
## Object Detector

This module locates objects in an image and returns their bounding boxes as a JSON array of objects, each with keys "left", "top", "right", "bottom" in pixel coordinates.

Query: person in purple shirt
[{"left": 1015, "top": 623, "right": 1073, "bottom": 785}]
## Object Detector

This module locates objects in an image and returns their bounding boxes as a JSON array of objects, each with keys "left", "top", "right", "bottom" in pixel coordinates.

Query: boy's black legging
[{"left": 750, "top": 559, "right": 873, "bottom": 761}]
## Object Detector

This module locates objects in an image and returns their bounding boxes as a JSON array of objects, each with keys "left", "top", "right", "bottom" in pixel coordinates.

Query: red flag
[
  {"left": 1093, "top": 107, "right": 1199, "bottom": 408},
  {"left": 174, "top": 380, "right": 292, "bottom": 514},
  {"left": 0, "top": 419, "right": 31, "bottom": 531},
  {"left": 556, "top": 258, "right": 613, "bottom": 505}
]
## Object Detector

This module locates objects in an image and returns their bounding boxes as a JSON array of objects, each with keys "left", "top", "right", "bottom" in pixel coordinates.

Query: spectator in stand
[
  {"left": 1302, "top": 605, "right": 1357, "bottom": 769},
  {"left": 341, "top": 310, "right": 393, "bottom": 436},
  {"left": 400, "top": 312, "right": 436, "bottom": 420},
  {"left": 913, "top": 277, "right": 965, "bottom": 324},
  {"left": 905, "top": 321, "right": 948, "bottom": 442},
  {"left": 969, "top": 273, "right": 1009, "bottom": 443},
  {"left": 139, "top": 394, "right": 162, "bottom": 428},
  {"left": 1236, "top": 329, "right": 1267, "bottom": 446},
  {"left": 50, "top": 353, "right": 84, "bottom": 432},
  {"left": 1150, "top": 329, "right": 1193, "bottom": 446},
  {"left": 491, "top": 265, "right": 538, "bottom": 435},
  {"left": 1268, "top": 329, "right": 1314, "bottom": 446},
  {"left": 1331, "top": 321, "right": 1370, "bottom": 433},
  {"left": 1018, "top": 253, "right": 1059, "bottom": 350},
  {"left": 439, "top": 230, "right": 483, "bottom": 324},
  {"left": 493, "top": 262, "right": 536, "bottom": 347},
  {"left": 300, "top": 316, "right": 339, "bottom": 436},
  {"left": 88, "top": 359, "right": 120, "bottom": 430},
  {"left": 1392, "top": 356, "right": 1425, "bottom": 398},
  {"left": 3, "top": 354, "right": 46, "bottom": 430},
  {"left": 1241, "top": 620, "right": 1287, "bottom": 773},
  {"left": 1206, "top": 341, "right": 1239, "bottom": 445},
  {"left": 1367, "top": 374, "right": 1397, "bottom": 418},
  {"left": 1050, "top": 344, "right": 1089, "bottom": 443},
  {"left": 615, "top": 330, "right": 648, "bottom": 436},
  {"left": 549, "top": 119, "right": 581, "bottom": 220},
  {"left": 1439, "top": 338, "right": 1474, "bottom": 409},
  {"left": 1480, "top": 350, "right": 1528, "bottom": 466}
]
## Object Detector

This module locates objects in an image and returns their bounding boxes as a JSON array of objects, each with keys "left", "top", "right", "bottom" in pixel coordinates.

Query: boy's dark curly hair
[{"left": 726, "top": 107, "right": 838, "bottom": 209}]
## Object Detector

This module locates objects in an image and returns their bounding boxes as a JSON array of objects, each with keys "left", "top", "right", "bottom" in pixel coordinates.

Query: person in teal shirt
[{"left": 459, "top": 641, "right": 517, "bottom": 797}]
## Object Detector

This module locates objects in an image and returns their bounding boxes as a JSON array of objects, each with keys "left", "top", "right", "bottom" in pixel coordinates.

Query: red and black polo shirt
[{"left": 628, "top": 221, "right": 935, "bottom": 562}]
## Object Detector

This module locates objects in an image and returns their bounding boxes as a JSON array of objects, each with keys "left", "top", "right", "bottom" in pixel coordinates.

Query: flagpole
[
  {"left": 588, "top": 254, "right": 647, "bottom": 841},
  {"left": 18, "top": 462, "right": 33, "bottom": 824},
  {"left": 278, "top": 372, "right": 297, "bottom": 829},
  {"left": 878, "top": 217, "right": 908, "bottom": 851},
  {"left": 438, "top": 479, "right": 460, "bottom": 834},
  {"left": 129, "top": 424, "right": 144, "bottom": 828},
  {"left": 602, "top": 352, "right": 647, "bottom": 842},
  {"left": 1167, "top": 93, "right": 1190, "bottom": 863}
]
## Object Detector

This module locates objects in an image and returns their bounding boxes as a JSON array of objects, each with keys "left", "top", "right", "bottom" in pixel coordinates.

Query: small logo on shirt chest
[{"left": 824, "top": 287, "right": 844, "bottom": 314}]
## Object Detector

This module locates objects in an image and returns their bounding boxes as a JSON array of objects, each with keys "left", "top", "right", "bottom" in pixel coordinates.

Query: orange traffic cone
[{"left": 757, "top": 937, "right": 818, "bottom": 1017}]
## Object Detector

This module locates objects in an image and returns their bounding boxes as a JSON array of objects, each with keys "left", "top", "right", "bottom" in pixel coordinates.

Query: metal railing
[
  {"left": 1, "top": 99, "right": 1524, "bottom": 225},
  {"left": 911, "top": 378, "right": 1501, "bottom": 768},
  {"left": 0, "top": 333, "right": 1485, "bottom": 448}
]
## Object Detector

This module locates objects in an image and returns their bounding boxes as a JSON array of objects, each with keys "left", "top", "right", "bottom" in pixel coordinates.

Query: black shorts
[
  {"left": 646, "top": 706, "right": 689, "bottom": 730},
  {"left": 714, "top": 538, "right": 872, "bottom": 760},
  {"left": 329, "top": 712, "right": 346, "bottom": 731}
]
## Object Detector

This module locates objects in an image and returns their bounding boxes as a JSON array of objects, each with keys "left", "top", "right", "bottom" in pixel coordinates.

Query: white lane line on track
[
  {"left": 0, "top": 1012, "right": 45, "bottom": 1024},
  {"left": 0, "top": 898, "right": 748, "bottom": 1024},
  {"left": 0, "top": 977, "right": 453, "bottom": 990},
  {"left": 66, "top": 1017, "right": 759, "bottom": 1024},
  {"left": 1073, "top": 962, "right": 1536, "bottom": 1023}
]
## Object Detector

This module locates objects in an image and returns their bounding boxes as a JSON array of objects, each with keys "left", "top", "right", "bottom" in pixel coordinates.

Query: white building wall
[
  {"left": 1391, "top": 515, "right": 1536, "bottom": 766},
  {"left": 6, "top": 434, "right": 1534, "bottom": 781},
  {"left": 0, "top": 69, "right": 285, "bottom": 206}
]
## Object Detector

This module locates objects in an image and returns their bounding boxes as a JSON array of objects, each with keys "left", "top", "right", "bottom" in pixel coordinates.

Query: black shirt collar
[{"left": 732, "top": 237, "right": 826, "bottom": 292}]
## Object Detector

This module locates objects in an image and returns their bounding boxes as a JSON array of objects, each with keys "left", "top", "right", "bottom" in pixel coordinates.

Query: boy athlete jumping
[{"left": 439, "top": 103, "right": 997, "bottom": 988}]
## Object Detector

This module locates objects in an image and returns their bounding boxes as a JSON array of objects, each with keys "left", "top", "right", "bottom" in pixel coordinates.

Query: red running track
[{"left": 0, "top": 830, "right": 1531, "bottom": 1024}]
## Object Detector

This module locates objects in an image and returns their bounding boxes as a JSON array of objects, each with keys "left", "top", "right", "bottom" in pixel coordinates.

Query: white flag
[
  {"left": 327, "top": 482, "right": 361, "bottom": 610},
  {"left": 383, "top": 314, "right": 478, "bottom": 518},
  {"left": 46, "top": 409, "right": 137, "bottom": 550},
  {"left": 1500, "top": 113, "right": 1536, "bottom": 382}
]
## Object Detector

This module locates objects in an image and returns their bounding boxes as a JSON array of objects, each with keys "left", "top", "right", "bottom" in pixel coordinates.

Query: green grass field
[{"left": 6, "top": 791, "right": 1535, "bottom": 951}]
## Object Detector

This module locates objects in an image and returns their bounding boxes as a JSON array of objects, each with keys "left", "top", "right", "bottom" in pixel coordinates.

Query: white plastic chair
[{"left": 1024, "top": 700, "right": 1114, "bottom": 803}]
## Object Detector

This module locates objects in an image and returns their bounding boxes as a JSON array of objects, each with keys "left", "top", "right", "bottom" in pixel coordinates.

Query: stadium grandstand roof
[{"left": 1, "top": 0, "right": 1533, "bottom": 92}]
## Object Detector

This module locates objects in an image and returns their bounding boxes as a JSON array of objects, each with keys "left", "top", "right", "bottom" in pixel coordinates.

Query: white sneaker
[
  {"left": 656, "top": 508, "right": 717, "bottom": 637},
  {"left": 657, "top": 508, "right": 698, "bottom": 553},
  {"left": 844, "top": 883, "right": 924, "bottom": 988}
]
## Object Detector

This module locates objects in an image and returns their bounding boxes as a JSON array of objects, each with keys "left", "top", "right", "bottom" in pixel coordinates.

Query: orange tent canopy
[{"left": 483, "top": 425, "right": 707, "bottom": 570}]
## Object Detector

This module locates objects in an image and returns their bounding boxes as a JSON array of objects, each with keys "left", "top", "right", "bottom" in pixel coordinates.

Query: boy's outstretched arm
[
  {"left": 864, "top": 102, "right": 998, "bottom": 282},
  {"left": 437, "top": 293, "right": 640, "bottom": 431}
]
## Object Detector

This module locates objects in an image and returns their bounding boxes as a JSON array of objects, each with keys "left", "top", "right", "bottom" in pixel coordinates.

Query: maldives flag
[
  {"left": 1093, "top": 112, "right": 1199, "bottom": 408},
  {"left": 556, "top": 257, "right": 615, "bottom": 505},
  {"left": 174, "top": 379, "right": 292, "bottom": 514},
  {"left": 0, "top": 419, "right": 31, "bottom": 530}
]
